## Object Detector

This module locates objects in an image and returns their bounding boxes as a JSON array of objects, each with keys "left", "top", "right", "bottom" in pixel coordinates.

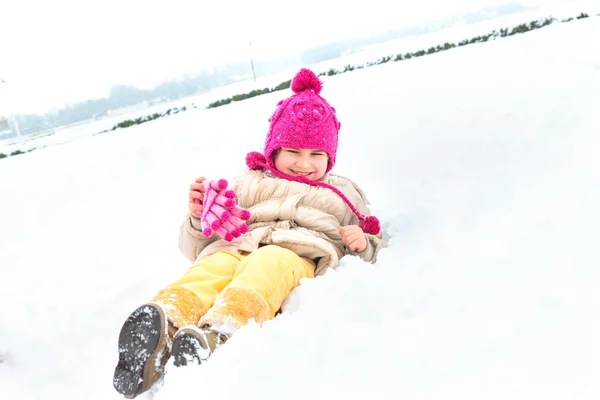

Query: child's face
[{"left": 274, "top": 147, "right": 329, "bottom": 181}]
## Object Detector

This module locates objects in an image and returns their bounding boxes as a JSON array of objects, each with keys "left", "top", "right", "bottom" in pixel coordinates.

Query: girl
[{"left": 113, "top": 68, "right": 386, "bottom": 398}]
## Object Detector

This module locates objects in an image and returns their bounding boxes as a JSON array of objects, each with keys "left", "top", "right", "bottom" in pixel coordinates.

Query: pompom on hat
[{"left": 245, "top": 68, "right": 381, "bottom": 236}]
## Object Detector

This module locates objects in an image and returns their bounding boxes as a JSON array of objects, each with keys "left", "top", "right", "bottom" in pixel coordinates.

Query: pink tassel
[
  {"left": 230, "top": 204, "right": 251, "bottom": 221},
  {"left": 209, "top": 179, "right": 227, "bottom": 190},
  {"left": 361, "top": 216, "right": 381, "bottom": 235},
  {"left": 221, "top": 211, "right": 231, "bottom": 222},
  {"left": 215, "top": 194, "right": 235, "bottom": 208},
  {"left": 222, "top": 220, "right": 241, "bottom": 238}
]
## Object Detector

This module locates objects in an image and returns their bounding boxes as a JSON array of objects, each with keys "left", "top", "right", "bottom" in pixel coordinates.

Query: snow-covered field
[{"left": 1, "top": 13, "right": 599, "bottom": 400}]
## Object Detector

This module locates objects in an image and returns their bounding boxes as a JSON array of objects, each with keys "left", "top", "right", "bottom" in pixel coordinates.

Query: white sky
[
  {"left": 0, "top": 0, "right": 579, "bottom": 114},
  {"left": 1, "top": 15, "right": 599, "bottom": 400}
]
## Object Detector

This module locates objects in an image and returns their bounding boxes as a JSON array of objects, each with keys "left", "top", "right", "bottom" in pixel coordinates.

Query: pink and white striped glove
[{"left": 200, "top": 179, "right": 251, "bottom": 242}]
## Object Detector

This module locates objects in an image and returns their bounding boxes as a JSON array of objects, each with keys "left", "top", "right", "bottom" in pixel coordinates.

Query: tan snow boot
[
  {"left": 171, "top": 325, "right": 228, "bottom": 367},
  {"left": 113, "top": 302, "right": 173, "bottom": 398}
]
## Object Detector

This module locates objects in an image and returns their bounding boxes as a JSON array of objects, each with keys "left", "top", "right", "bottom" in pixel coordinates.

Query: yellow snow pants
[{"left": 152, "top": 245, "right": 315, "bottom": 332}]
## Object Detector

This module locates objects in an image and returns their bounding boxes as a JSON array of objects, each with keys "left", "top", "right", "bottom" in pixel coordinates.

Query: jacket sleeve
[
  {"left": 178, "top": 213, "right": 219, "bottom": 262},
  {"left": 342, "top": 178, "right": 386, "bottom": 263},
  {"left": 348, "top": 231, "right": 386, "bottom": 263}
]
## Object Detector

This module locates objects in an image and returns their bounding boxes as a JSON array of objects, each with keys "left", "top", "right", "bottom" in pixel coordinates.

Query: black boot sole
[{"left": 113, "top": 303, "right": 167, "bottom": 398}]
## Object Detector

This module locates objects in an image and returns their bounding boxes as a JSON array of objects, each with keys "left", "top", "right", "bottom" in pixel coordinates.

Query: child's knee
[{"left": 246, "top": 245, "right": 315, "bottom": 279}]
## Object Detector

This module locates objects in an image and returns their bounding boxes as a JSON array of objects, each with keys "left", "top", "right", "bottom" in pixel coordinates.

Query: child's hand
[
  {"left": 200, "top": 179, "right": 251, "bottom": 242},
  {"left": 339, "top": 225, "right": 367, "bottom": 253},
  {"left": 189, "top": 176, "right": 206, "bottom": 217}
]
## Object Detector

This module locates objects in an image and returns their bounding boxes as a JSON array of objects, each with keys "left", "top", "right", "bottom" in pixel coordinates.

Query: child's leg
[
  {"left": 113, "top": 250, "right": 242, "bottom": 398},
  {"left": 199, "top": 245, "right": 315, "bottom": 333},
  {"left": 151, "top": 250, "right": 243, "bottom": 329}
]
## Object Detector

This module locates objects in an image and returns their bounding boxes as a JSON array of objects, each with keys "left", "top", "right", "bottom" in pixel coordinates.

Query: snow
[{"left": 1, "top": 14, "right": 600, "bottom": 400}]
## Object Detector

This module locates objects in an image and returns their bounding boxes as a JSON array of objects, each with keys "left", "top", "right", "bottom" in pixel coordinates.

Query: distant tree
[{"left": 0, "top": 117, "right": 8, "bottom": 130}]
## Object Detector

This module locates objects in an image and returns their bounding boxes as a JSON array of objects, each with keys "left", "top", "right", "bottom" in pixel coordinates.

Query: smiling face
[{"left": 273, "top": 147, "right": 329, "bottom": 181}]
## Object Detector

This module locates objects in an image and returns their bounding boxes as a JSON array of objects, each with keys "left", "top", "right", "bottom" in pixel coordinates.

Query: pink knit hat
[
  {"left": 246, "top": 68, "right": 381, "bottom": 235},
  {"left": 263, "top": 68, "right": 340, "bottom": 173}
]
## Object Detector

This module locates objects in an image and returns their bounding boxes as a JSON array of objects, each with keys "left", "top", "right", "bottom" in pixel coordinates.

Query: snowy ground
[{"left": 1, "top": 14, "right": 599, "bottom": 400}]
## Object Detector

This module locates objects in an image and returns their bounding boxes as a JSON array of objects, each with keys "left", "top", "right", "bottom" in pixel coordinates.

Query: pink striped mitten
[{"left": 200, "top": 179, "right": 251, "bottom": 242}]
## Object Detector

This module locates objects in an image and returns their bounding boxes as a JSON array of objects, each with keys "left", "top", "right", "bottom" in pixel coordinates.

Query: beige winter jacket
[{"left": 179, "top": 169, "right": 386, "bottom": 276}]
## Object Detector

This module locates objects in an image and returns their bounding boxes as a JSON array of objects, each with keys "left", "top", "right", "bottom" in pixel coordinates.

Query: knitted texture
[
  {"left": 200, "top": 179, "right": 250, "bottom": 242},
  {"left": 264, "top": 68, "right": 340, "bottom": 173},
  {"left": 246, "top": 152, "right": 381, "bottom": 235}
]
